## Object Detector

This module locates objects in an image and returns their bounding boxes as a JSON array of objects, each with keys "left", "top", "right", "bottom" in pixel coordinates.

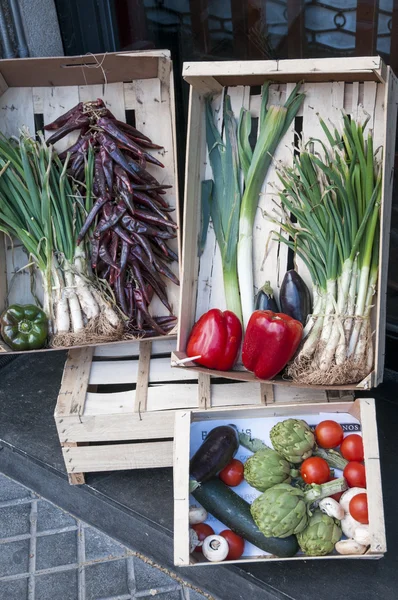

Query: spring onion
[{"left": 266, "top": 116, "right": 381, "bottom": 385}]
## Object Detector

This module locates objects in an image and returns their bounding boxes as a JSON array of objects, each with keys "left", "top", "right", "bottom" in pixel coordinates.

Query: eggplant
[
  {"left": 190, "top": 425, "right": 239, "bottom": 490},
  {"left": 254, "top": 281, "right": 279, "bottom": 312},
  {"left": 280, "top": 270, "right": 311, "bottom": 325}
]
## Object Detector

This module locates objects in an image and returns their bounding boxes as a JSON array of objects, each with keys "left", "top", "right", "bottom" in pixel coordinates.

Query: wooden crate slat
[
  {"left": 84, "top": 390, "right": 134, "bottom": 415},
  {"left": 63, "top": 440, "right": 173, "bottom": 473},
  {"left": 56, "top": 347, "right": 93, "bottom": 417},
  {"left": 0, "top": 87, "right": 34, "bottom": 137},
  {"left": 93, "top": 337, "right": 177, "bottom": 358},
  {"left": 134, "top": 340, "right": 152, "bottom": 412},
  {"left": 78, "top": 82, "right": 126, "bottom": 120},
  {"left": 88, "top": 355, "right": 198, "bottom": 386},
  {"left": 57, "top": 410, "right": 176, "bottom": 443}
]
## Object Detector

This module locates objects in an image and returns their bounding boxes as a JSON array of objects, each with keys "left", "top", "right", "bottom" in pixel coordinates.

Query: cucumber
[{"left": 192, "top": 477, "right": 298, "bottom": 558}]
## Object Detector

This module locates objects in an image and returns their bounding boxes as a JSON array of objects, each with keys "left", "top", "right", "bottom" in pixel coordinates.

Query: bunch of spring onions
[
  {"left": 204, "top": 84, "right": 304, "bottom": 327},
  {"left": 0, "top": 131, "right": 122, "bottom": 347},
  {"left": 267, "top": 115, "right": 381, "bottom": 385}
]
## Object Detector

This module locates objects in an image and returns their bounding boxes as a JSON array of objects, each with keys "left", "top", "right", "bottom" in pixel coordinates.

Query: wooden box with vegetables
[
  {"left": 0, "top": 51, "right": 179, "bottom": 354},
  {"left": 174, "top": 57, "right": 398, "bottom": 390},
  {"left": 174, "top": 398, "right": 385, "bottom": 565}
]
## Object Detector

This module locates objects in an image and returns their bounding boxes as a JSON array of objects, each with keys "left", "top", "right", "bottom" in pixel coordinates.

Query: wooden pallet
[
  {"left": 54, "top": 336, "right": 352, "bottom": 484},
  {"left": 175, "top": 56, "right": 398, "bottom": 389},
  {"left": 0, "top": 50, "right": 179, "bottom": 353}
]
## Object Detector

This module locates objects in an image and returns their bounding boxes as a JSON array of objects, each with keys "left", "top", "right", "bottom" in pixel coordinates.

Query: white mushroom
[
  {"left": 341, "top": 513, "right": 362, "bottom": 539},
  {"left": 354, "top": 525, "right": 370, "bottom": 547},
  {"left": 335, "top": 539, "right": 367, "bottom": 555},
  {"left": 202, "top": 535, "right": 229, "bottom": 562},
  {"left": 189, "top": 528, "right": 199, "bottom": 553},
  {"left": 189, "top": 505, "right": 208, "bottom": 525},
  {"left": 340, "top": 487, "right": 366, "bottom": 513},
  {"left": 319, "top": 497, "right": 345, "bottom": 521}
]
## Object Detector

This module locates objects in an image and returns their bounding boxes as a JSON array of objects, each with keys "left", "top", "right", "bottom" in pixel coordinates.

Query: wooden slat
[
  {"left": 134, "top": 341, "right": 152, "bottom": 412},
  {"left": 0, "top": 87, "right": 34, "bottom": 138},
  {"left": 173, "top": 410, "right": 191, "bottom": 566},
  {"left": 93, "top": 337, "right": 177, "bottom": 357},
  {"left": 89, "top": 356, "right": 198, "bottom": 386},
  {"left": 56, "top": 410, "right": 176, "bottom": 443},
  {"left": 78, "top": 82, "right": 126, "bottom": 121},
  {"left": 63, "top": 440, "right": 173, "bottom": 473},
  {"left": 375, "top": 68, "right": 398, "bottom": 384},
  {"left": 198, "top": 372, "right": 211, "bottom": 408},
  {"left": 56, "top": 347, "right": 93, "bottom": 417}
]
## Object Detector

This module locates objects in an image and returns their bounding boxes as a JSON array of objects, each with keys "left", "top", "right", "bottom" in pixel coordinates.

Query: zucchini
[
  {"left": 190, "top": 425, "right": 239, "bottom": 490},
  {"left": 192, "top": 477, "right": 298, "bottom": 558}
]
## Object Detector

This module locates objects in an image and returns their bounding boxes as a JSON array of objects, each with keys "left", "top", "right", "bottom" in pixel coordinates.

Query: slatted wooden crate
[
  {"left": 54, "top": 336, "right": 351, "bottom": 484},
  {"left": 174, "top": 56, "right": 398, "bottom": 390},
  {"left": 174, "top": 397, "right": 385, "bottom": 565},
  {"left": 0, "top": 50, "right": 179, "bottom": 353}
]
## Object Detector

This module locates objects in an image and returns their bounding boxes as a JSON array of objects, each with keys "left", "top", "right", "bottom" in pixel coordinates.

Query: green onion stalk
[
  {"left": 0, "top": 131, "right": 122, "bottom": 347},
  {"left": 266, "top": 116, "right": 381, "bottom": 385}
]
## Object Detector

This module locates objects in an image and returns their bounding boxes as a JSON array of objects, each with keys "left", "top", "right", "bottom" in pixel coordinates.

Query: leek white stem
[
  {"left": 237, "top": 219, "right": 254, "bottom": 328},
  {"left": 64, "top": 268, "right": 84, "bottom": 333}
]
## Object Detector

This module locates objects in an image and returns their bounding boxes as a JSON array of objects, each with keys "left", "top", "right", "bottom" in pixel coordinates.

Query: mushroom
[
  {"left": 341, "top": 513, "right": 362, "bottom": 539},
  {"left": 202, "top": 535, "right": 229, "bottom": 562},
  {"left": 189, "top": 505, "right": 208, "bottom": 525},
  {"left": 335, "top": 539, "right": 367, "bottom": 555},
  {"left": 189, "top": 528, "right": 199, "bottom": 554},
  {"left": 354, "top": 525, "right": 370, "bottom": 547},
  {"left": 340, "top": 487, "right": 366, "bottom": 513},
  {"left": 319, "top": 497, "right": 344, "bottom": 521}
]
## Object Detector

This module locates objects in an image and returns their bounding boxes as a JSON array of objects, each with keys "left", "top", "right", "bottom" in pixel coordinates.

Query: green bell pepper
[{"left": 1, "top": 304, "right": 48, "bottom": 351}]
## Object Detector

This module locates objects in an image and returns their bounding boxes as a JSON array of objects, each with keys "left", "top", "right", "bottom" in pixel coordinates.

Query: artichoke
[
  {"left": 250, "top": 479, "right": 346, "bottom": 538},
  {"left": 270, "top": 419, "right": 315, "bottom": 463},
  {"left": 244, "top": 448, "right": 299, "bottom": 492},
  {"left": 297, "top": 509, "right": 342, "bottom": 556}
]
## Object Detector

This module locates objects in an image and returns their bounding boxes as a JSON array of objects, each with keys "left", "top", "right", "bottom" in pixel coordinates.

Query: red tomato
[
  {"left": 343, "top": 462, "right": 366, "bottom": 488},
  {"left": 300, "top": 457, "right": 330, "bottom": 484},
  {"left": 315, "top": 420, "right": 344, "bottom": 448},
  {"left": 328, "top": 476, "right": 344, "bottom": 502},
  {"left": 340, "top": 434, "right": 364, "bottom": 462},
  {"left": 220, "top": 530, "right": 245, "bottom": 560},
  {"left": 192, "top": 523, "right": 214, "bottom": 552},
  {"left": 219, "top": 459, "right": 244, "bottom": 487},
  {"left": 349, "top": 493, "right": 369, "bottom": 524}
]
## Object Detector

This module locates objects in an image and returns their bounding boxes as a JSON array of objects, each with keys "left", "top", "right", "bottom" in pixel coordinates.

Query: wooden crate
[
  {"left": 0, "top": 50, "right": 179, "bottom": 353},
  {"left": 174, "top": 56, "right": 398, "bottom": 390},
  {"left": 55, "top": 336, "right": 351, "bottom": 484},
  {"left": 174, "top": 397, "right": 385, "bottom": 565}
]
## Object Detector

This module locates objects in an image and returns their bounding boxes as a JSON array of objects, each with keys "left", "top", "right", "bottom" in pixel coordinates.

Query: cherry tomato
[
  {"left": 343, "top": 461, "right": 366, "bottom": 488},
  {"left": 349, "top": 493, "right": 369, "bottom": 524},
  {"left": 315, "top": 420, "right": 344, "bottom": 449},
  {"left": 300, "top": 457, "right": 330, "bottom": 484},
  {"left": 192, "top": 523, "right": 214, "bottom": 552},
  {"left": 328, "top": 476, "right": 344, "bottom": 502},
  {"left": 219, "top": 459, "right": 244, "bottom": 487},
  {"left": 220, "top": 530, "right": 245, "bottom": 560},
  {"left": 340, "top": 434, "right": 364, "bottom": 462}
]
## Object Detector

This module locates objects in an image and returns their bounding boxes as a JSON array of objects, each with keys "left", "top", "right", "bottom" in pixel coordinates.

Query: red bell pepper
[
  {"left": 242, "top": 310, "right": 303, "bottom": 380},
  {"left": 186, "top": 308, "right": 242, "bottom": 371}
]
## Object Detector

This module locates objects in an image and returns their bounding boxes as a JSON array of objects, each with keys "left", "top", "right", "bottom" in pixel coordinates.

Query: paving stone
[
  {"left": 188, "top": 589, "right": 210, "bottom": 600},
  {"left": 139, "top": 590, "right": 183, "bottom": 599},
  {"left": 35, "top": 569, "right": 78, "bottom": 600},
  {"left": 134, "top": 556, "right": 178, "bottom": 592},
  {"left": 36, "top": 500, "right": 76, "bottom": 533},
  {"left": 0, "top": 539, "right": 30, "bottom": 577},
  {"left": 85, "top": 558, "right": 130, "bottom": 599},
  {"left": 0, "top": 503, "right": 31, "bottom": 538},
  {"left": 84, "top": 526, "right": 128, "bottom": 561},
  {"left": 0, "top": 576, "right": 29, "bottom": 599},
  {"left": 0, "top": 474, "right": 30, "bottom": 502},
  {"left": 35, "top": 530, "right": 77, "bottom": 570}
]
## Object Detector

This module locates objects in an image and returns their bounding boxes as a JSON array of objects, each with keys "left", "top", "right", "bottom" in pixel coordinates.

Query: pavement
[{"left": 0, "top": 473, "right": 209, "bottom": 600}]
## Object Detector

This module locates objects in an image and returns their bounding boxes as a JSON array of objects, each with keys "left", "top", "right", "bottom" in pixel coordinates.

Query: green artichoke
[
  {"left": 297, "top": 509, "right": 342, "bottom": 556},
  {"left": 244, "top": 448, "right": 299, "bottom": 492},
  {"left": 250, "top": 479, "right": 346, "bottom": 539},
  {"left": 270, "top": 419, "right": 315, "bottom": 463}
]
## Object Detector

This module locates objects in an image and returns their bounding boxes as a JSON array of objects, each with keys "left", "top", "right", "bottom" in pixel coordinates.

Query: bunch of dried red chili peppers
[{"left": 44, "top": 99, "right": 178, "bottom": 337}]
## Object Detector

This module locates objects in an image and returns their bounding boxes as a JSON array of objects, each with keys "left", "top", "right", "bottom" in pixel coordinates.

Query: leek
[{"left": 237, "top": 83, "right": 305, "bottom": 328}]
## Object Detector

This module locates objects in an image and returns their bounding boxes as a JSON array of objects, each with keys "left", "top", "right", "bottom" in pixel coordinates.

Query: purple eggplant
[
  {"left": 279, "top": 270, "right": 311, "bottom": 326},
  {"left": 189, "top": 425, "right": 239, "bottom": 489},
  {"left": 254, "top": 281, "right": 279, "bottom": 313}
]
